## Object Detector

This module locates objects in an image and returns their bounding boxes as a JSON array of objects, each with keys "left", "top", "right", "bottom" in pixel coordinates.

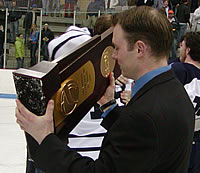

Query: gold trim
[{"left": 52, "top": 61, "right": 95, "bottom": 127}]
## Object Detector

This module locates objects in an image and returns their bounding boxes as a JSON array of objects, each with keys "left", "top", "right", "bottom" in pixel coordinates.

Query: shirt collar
[{"left": 131, "top": 65, "right": 171, "bottom": 98}]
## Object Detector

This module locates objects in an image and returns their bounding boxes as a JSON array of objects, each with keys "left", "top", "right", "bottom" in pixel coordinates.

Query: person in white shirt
[
  {"left": 48, "top": 26, "right": 91, "bottom": 61},
  {"left": 193, "top": 5, "right": 200, "bottom": 31}
]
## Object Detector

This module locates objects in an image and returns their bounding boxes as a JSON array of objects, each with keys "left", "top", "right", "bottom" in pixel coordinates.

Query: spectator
[
  {"left": 118, "top": 0, "right": 127, "bottom": 6},
  {"left": 5, "top": 0, "right": 12, "bottom": 8},
  {"left": 0, "top": 24, "right": 4, "bottom": 68},
  {"left": 170, "top": 31, "right": 200, "bottom": 173},
  {"left": 8, "top": 0, "right": 22, "bottom": 43},
  {"left": 170, "top": 0, "right": 180, "bottom": 11},
  {"left": 23, "top": 10, "right": 33, "bottom": 44},
  {"left": 29, "top": 23, "right": 39, "bottom": 66},
  {"left": 42, "top": 0, "right": 49, "bottom": 16},
  {"left": 176, "top": 0, "right": 190, "bottom": 45},
  {"left": 154, "top": 0, "right": 164, "bottom": 9},
  {"left": 87, "top": 0, "right": 100, "bottom": 29},
  {"left": 31, "top": 4, "right": 40, "bottom": 25},
  {"left": 48, "top": 25, "right": 91, "bottom": 60},
  {"left": 190, "top": 0, "right": 198, "bottom": 13},
  {"left": 0, "top": 0, "right": 5, "bottom": 29},
  {"left": 93, "top": 14, "right": 112, "bottom": 35},
  {"left": 23, "top": 4, "right": 40, "bottom": 44},
  {"left": 30, "top": 0, "right": 42, "bottom": 8},
  {"left": 193, "top": 3, "right": 200, "bottom": 31},
  {"left": 162, "top": 0, "right": 170, "bottom": 17},
  {"left": 41, "top": 23, "right": 54, "bottom": 61},
  {"left": 105, "top": 0, "right": 119, "bottom": 11},
  {"left": 168, "top": 10, "right": 180, "bottom": 59},
  {"left": 15, "top": 33, "right": 25, "bottom": 69},
  {"left": 96, "top": 0, "right": 105, "bottom": 9},
  {"left": 51, "top": 0, "right": 60, "bottom": 17},
  {"left": 64, "top": 0, "right": 77, "bottom": 18}
]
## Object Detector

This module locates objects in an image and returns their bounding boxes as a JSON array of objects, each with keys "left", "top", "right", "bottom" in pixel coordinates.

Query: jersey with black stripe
[
  {"left": 68, "top": 80, "right": 133, "bottom": 160},
  {"left": 171, "top": 62, "right": 200, "bottom": 131}
]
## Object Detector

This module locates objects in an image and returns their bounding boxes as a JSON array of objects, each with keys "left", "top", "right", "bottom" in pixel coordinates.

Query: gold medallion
[{"left": 100, "top": 46, "right": 115, "bottom": 78}]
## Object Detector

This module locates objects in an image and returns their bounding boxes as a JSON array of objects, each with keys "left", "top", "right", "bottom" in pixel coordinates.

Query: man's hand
[
  {"left": 120, "top": 90, "right": 131, "bottom": 105},
  {"left": 98, "top": 72, "right": 115, "bottom": 106},
  {"left": 16, "top": 99, "right": 55, "bottom": 144}
]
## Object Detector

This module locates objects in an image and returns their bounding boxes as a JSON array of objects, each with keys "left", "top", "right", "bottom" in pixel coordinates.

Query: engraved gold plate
[
  {"left": 100, "top": 46, "right": 115, "bottom": 78},
  {"left": 52, "top": 61, "right": 95, "bottom": 127}
]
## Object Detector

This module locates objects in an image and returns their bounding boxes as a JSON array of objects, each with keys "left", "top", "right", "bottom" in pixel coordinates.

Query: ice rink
[{"left": 0, "top": 69, "right": 26, "bottom": 173}]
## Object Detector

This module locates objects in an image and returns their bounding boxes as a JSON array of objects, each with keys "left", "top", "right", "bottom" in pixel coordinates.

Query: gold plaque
[
  {"left": 100, "top": 46, "right": 115, "bottom": 78},
  {"left": 53, "top": 61, "right": 95, "bottom": 127}
]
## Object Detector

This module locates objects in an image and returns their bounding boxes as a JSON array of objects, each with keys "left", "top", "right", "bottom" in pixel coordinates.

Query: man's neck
[
  {"left": 185, "top": 56, "right": 200, "bottom": 69},
  {"left": 136, "top": 56, "right": 168, "bottom": 80}
]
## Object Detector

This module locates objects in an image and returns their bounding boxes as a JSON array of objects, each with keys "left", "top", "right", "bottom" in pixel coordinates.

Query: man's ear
[
  {"left": 135, "top": 40, "right": 147, "bottom": 56},
  {"left": 186, "top": 47, "right": 190, "bottom": 56}
]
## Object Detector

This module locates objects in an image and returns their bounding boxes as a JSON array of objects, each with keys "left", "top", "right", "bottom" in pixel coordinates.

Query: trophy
[{"left": 13, "top": 28, "right": 120, "bottom": 136}]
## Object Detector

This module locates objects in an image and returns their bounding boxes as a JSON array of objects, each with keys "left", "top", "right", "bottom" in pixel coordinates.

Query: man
[
  {"left": 87, "top": 0, "right": 100, "bottom": 29},
  {"left": 0, "top": 0, "right": 5, "bottom": 29},
  {"left": 94, "top": 14, "right": 112, "bottom": 35},
  {"left": 16, "top": 6, "right": 195, "bottom": 172},
  {"left": 193, "top": 3, "right": 200, "bottom": 31},
  {"left": 41, "top": 23, "right": 54, "bottom": 61},
  {"left": 64, "top": 0, "right": 78, "bottom": 18},
  {"left": 170, "top": 32, "right": 200, "bottom": 173},
  {"left": 167, "top": 10, "right": 180, "bottom": 59},
  {"left": 48, "top": 25, "right": 91, "bottom": 61},
  {"left": 8, "top": 0, "right": 22, "bottom": 43},
  {"left": 176, "top": 0, "right": 190, "bottom": 45},
  {"left": 42, "top": 0, "right": 49, "bottom": 16},
  {"left": 51, "top": 0, "right": 60, "bottom": 17}
]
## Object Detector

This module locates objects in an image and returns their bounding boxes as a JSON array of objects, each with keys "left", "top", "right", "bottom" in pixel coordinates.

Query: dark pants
[
  {"left": 188, "top": 131, "right": 200, "bottom": 173},
  {"left": 177, "top": 24, "right": 187, "bottom": 46},
  {"left": 42, "top": 42, "right": 49, "bottom": 61},
  {"left": 0, "top": 53, "right": 3, "bottom": 68},
  {"left": 10, "top": 20, "right": 19, "bottom": 43},
  {"left": 24, "top": 29, "right": 30, "bottom": 44},
  {"left": 30, "top": 43, "right": 37, "bottom": 66},
  {"left": 16, "top": 57, "right": 24, "bottom": 69}
]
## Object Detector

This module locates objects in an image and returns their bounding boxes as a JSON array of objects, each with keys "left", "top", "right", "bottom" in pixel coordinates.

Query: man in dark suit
[{"left": 16, "top": 6, "right": 195, "bottom": 173}]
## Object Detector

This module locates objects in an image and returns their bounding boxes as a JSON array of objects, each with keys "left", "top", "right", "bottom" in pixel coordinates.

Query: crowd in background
[{"left": 0, "top": 0, "right": 199, "bottom": 69}]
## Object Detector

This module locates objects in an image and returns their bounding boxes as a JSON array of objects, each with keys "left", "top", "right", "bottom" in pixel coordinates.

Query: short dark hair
[
  {"left": 17, "top": 33, "right": 23, "bottom": 37},
  {"left": 112, "top": 6, "right": 173, "bottom": 58},
  {"left": 94, "top": 14, "right": 113, "bottom": 35},
  {"left": 182, "top": 32, "right": 200, "bottom": 62}
]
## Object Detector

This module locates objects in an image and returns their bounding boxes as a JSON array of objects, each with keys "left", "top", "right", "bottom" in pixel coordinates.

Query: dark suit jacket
[{"left": 31, "top": 69, "right": 195, "bottom": 173}]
